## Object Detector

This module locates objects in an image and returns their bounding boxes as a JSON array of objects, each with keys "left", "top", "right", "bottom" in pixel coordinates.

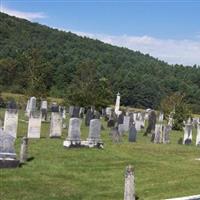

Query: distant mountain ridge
[{"left": 0, "top": 12, "right": 200, "bottom": 112}]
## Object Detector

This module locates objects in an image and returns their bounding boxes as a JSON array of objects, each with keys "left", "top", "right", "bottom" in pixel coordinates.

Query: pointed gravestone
[
  {"left": 63, "top": 118, "right": 81, "bottom": 147},
  {"left": 4, "top": 102, "right": 18, "bottom": 138},
  {"left": 0, "top": 132, "right": 19, "bottom": 168},
  {"left": 27, "top": 113, "right": 41, "bottom": 138},
  {"left": 49, "top": 109, "right": 62, "bottom": 138},
  {"left": 129, "top": 123, "right": 137, "bottom": 142}
]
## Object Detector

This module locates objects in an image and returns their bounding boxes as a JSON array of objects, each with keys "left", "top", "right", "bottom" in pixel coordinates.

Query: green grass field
[{"left": 0, "top": 109, "right": 200, "bottom": 200}]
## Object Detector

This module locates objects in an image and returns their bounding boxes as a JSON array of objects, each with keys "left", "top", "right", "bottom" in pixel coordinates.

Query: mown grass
[{"left": 0, "top": 109, "right": 200, "bottom": 200}]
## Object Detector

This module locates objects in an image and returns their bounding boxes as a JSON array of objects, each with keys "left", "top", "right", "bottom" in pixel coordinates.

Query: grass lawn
[{"left": 0, "top": 109, "right": 200, "bottom": 200}]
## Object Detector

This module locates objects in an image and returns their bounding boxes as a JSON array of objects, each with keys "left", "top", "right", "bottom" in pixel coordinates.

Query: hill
[{"left": 0, "top": 12, "right": 200, "bottom": 112}]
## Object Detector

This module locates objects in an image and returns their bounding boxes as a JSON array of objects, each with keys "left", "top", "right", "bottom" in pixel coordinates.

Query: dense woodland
[{"left": 0, "top": 12, "right": 200, "bottom": 112}]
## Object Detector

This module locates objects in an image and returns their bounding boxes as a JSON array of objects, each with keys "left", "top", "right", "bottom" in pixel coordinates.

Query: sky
[{"left": 1, "top": 0, "right": 200, "bottom": 66}]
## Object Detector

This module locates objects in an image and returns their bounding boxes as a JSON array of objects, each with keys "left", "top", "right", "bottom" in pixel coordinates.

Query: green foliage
[{"left": 0, "top": 12, "right": 200, "bottom": 111}]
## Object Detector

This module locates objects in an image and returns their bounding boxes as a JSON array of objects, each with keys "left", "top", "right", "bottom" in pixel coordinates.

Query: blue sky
[{"left": 1, "top": 0, "right": 200, "bottom": 65}]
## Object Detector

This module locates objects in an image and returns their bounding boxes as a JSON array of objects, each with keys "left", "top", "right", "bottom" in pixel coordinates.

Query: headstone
[
  {"left": 196, "top": 122, "right": 200, "bottom": 146},
  {"left": 85, "top": 108, "right": 94, "bottom": 126},
  {"left": 154, "top": 124, "right": 162, "bottom": 144},
  {"left": 124, "top": 165, "right": 135, "bottom": 200},
  {"left": 87, "top": 119, "right": 102, "bottom": 147},
  {"left": 144, "top": 110, "right": 156, "bottom": 136},
  {"left": 29, "top": 97, "right": 37, "bottom": 115},
  {"left": 135, "top": 120, "right": 143, "bottom": 132},
  {"left": 25, "top": 99, "right": 30, "bottom": 116},
  {"left": 51, "top": 103, "right": 59, "bottom": 112},
  {"left": 118, "top": 113, "right": 124, "bottom": 125},
  {"left": 3, "top": 109, "right": 18, "bottom": 138},
  {"left": 63, "top": 118, "right": 81, "bottom": 147},
  {"left": 19, "top": 137, "right": 28, "bottom": 163},
  {"left": 129, "top": 124, "right": 137, "bottom": 142},
  {"left": 163, "top": 125, "right": 171, "bottom": 144},
  {"left": 183, "top": 121, "right": 193, "bottom": 145},
  {"left": 27, "top": 114, "right": 41, "bottom": 138},
  {"left": 49, "top": 112, "right": 62, "bottom": 138},
  {"left": 94, "top": 110, "right": 101, "bottom": 119},
  {"left": 72, "top": 106, "right": 80, "bottom": 118},
  {"left": 106, "top": 107, "right": 112, "bottom": 116},
  {"left": 69, "top": 106, "right": 74, "bottom": 117},
  {"left": 40, "top": 100, "right": 48, "bottom": 121},
  {"left": 115, "top": 92, "right": 120, "bottom": 115},
  {"left": 79, "top": 107, "right": 85, "bottom": 118},
  {"left": 123, "top": 116, "right": 130, "bottom": 132},
  {"left": 62, "top": 108, "right": 66, "bottom": 119},
  {"left": 0, "top": 132, "right": 19, "bottom": 168}
]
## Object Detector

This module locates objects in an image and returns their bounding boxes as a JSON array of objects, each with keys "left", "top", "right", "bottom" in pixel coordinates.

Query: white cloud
[
  {"left": 1, "top": 6, "right": 46, "bottom": 20},
  {"left": 68, "top": 30, "right": 200, "bottom": 66}
]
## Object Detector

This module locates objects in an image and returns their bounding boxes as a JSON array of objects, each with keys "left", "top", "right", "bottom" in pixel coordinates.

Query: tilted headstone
[
  {"left": 154, "top": 124, "right": 162, "bottom": 144},
  {"left": 87, "top": 119, "right": 101, "bottom": 144},
  {"left": 19, "top": 137, "right": 28, "bottom": 163},
  {"left": 0, "top": 132, "right": 19, "bottom": 168},
  {"left": 183, "top": 120, "right": 193, "bottom": 145},
  {"left": 123, "top": 116, "right": 130, "bottom": 132},
  {"left": 3, "top": 109, "right": 18, "bottom": 138},
  {"left": 129, "top": 124, "right": 137, "bottom": 142},
  {"left": 27, "top": 114, "right": 41, "bottom": 138},
  {"left": 50, "top": 112, "right": 62, "bottom": 138},
  {"left": 196, "top": 122, "right": 200, "bottom": 146},
  {"left": 163, "top": 125, "right": 171, "bottom": 144},
  {"left": 124, "top": 165, "right": 135, "bottom": 200}
]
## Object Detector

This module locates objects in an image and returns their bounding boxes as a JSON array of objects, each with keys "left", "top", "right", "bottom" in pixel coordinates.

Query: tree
[{"left": 65, "top": 60, "right": 112, "bottom": 108}]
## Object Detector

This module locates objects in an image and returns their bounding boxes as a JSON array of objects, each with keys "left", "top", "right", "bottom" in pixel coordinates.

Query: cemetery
[{"left": 0, "top": 95, "right": 200, "bottom": 200}]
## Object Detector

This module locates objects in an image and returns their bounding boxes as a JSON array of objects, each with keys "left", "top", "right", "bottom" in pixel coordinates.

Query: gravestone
[
  {"left": 85, "top": 108, "right": 94, "bottom": 126},
  {"left": 79, "top": 107, "right": 85, "bottom": 118},
  {"left": 25, "top": 100, "right": 30, "bottom": 117},
  {"left": 163, "top": 125, "right": 171, "bottom": 144},
  {"left": 69, "top": 106, "right": 74, "bottom": 117},
  {"left": 19, "top": 137, "right": 28, "bottom": 163},
  {"left": 63, "top": 118, "right": 81, "bottom": 147},
  {"left": 106, "top": 107, "right": 112, "bottom": 117},
  {"left": 118, "top": 113, "right": 124, "bottom": 125},
  {"left": 40, "top": 100, "right": 48, "bottom": 121},
  {"left": 135, "top": 120, "right": 144, "bottom": 132},
  {"left": 29, "top": 97, "right": 37, "bottom": 116},
  {"left": 183, "top": 121, "right": 193, "bottom": 145},
  {"left": 129, "top": 113, "right": 134, "bottom": 128},
  {"left": 27, "top": 114, "right": 41, "bottom": 138},
  {"left": 144, "top": 110, "right": 157, "bottom": 136},
  {"left": 3, "top": 109, "right": 18, "bottom": 138},
  {"left": 51, "top": 103, "right": 59, "bottom": 112},
  {"left": 72, "top": 106, "right": 80, "bottom": 118},
  {"left": 129, "top": 123, "right": 137, "bottom": 142},
  {"left": 87, "top": 119, "right": 103, "bottom": 147},
  {"left": 50, "top": 111, "right": 62, "bottom": 138},
  {"left": 154, "top": 124, "right": 162, "bottom": 144},
  {"left": 0, "top": 132, "right": 19, "bottom": 168},
  {"left": 124, "top": 165, "right": 135, "bottom": 200},
  {"left": 123, "top": 116, "right": 130, "bottom": 132},
  {"left": 196, "top": 123, "right": 200, "bottom": 146},
  {"left": 62, "top": 107, "right": 66, "bottom": 119}
]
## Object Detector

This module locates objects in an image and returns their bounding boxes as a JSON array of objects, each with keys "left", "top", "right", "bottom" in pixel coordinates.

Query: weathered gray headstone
[
  {"left": 87, "top": 119, "right": 103, "bottom": 148},
  {"left": 63, "top": 118, "right": 81, "bottom": 147},
  {"left": 69, "top": 106, "right": 74, "bottom": 117},
  {"left": 129, "top": 124, "right": 137, "bottom": 142},
  {"left": 72, "top": 106, "right": 80, "bottom": 118},
  {"left": 123, "top": 116, "right": 130, "bottom": 132},
  {"left": 0, "top": 132, "right": 19, "bottom": 168},
  {"left": 124, "top": 165, "right": 135, "bottom": 200},
  {"left": 3, "top": 109, "right": 18, "bottom": 138},
  {"left": 196, "top": 122, "right": 200, "bottom": 146},
  {"left": 163, "top": 125, "right": 171, "bottom": 144},
  {"left": 19, "top": 137, "right": 28, "bottom": 163},
  {"left": 183, "top": 122, "right": 193, "bottom": 145},
  {"left": 154, "top": 124, "right": 162, "bottom": 144},
  {"left": 27, "top": 114, "right": 41, "bottom": 138},
  {"left": 144, "top": 110, "right": 157, "bottom": 136},
  {"left": 49, "top": 112, "right": 62, "bottom": 138},
  {"left": 85, "top": 108, "right": 94, "bottom": 126},
  {"left": 41, "top": 100, "right": 48, "bottom": 121},
  {"left": 29, "top": 97, "right": 37, "bottom": 115}
]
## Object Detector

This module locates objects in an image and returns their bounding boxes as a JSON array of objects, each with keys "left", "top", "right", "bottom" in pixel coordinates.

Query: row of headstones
[
  {"left": 2, "top": 109, "right": 63, "bottom": 138},
  {"left": 63, "top": 118, "right": 103, "bottom": 148}
]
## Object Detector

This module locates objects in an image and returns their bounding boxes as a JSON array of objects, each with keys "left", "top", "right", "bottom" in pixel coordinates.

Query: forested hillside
[{"left": 0, "top": 12, "right": 200, "bottom": 112}]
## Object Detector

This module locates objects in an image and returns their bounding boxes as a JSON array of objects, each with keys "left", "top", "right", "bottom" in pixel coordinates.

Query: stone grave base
[
  {"left": 0, "top": 158, "right": 20, "bottom": 168},
  {"left": 63, "top": 140, "right": 104, "bottom": 149}
]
